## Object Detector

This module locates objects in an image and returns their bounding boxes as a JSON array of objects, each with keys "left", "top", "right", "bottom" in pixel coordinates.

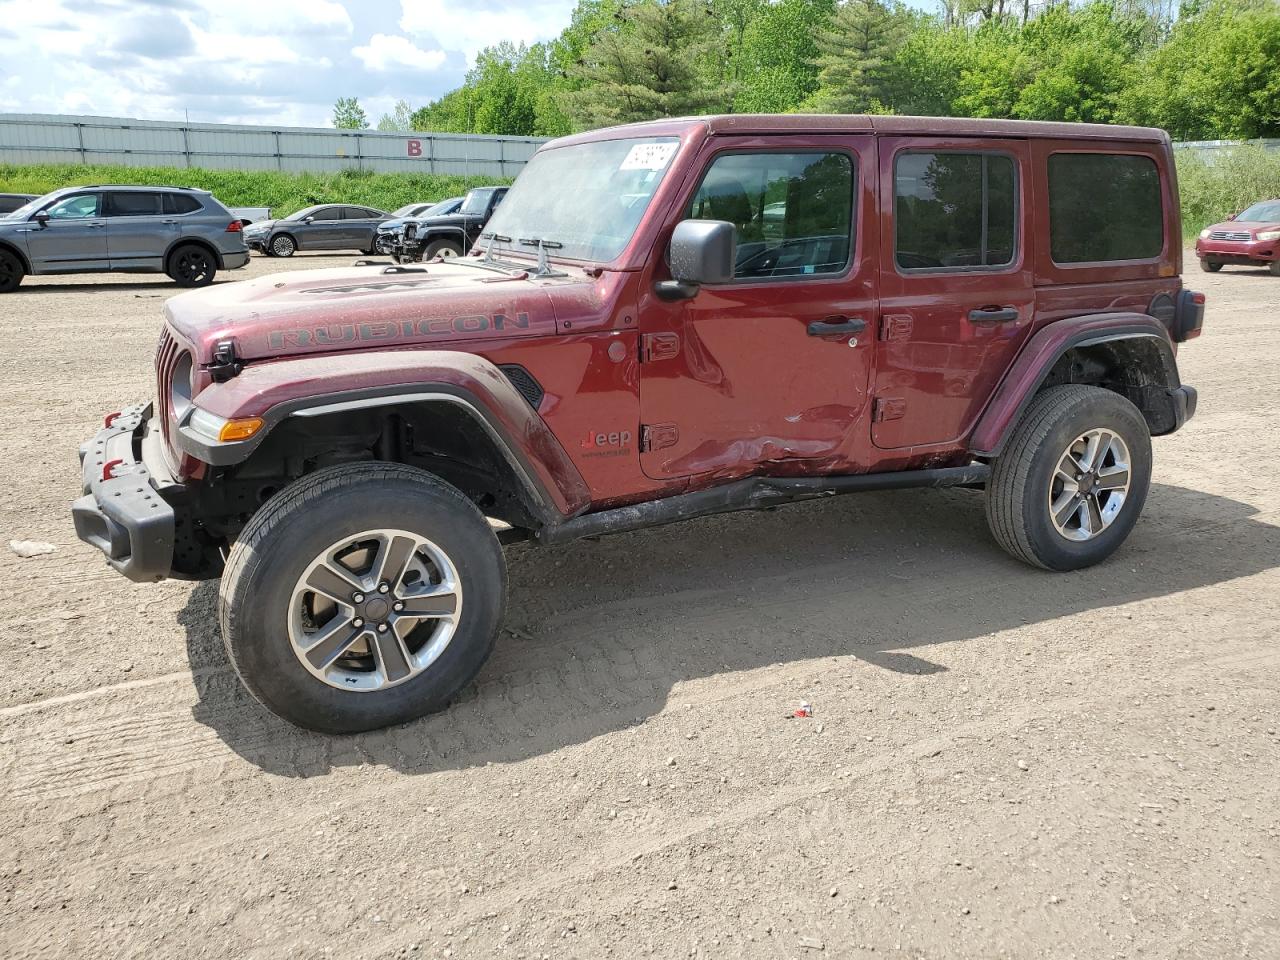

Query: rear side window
[
  {"left": 895, "top": 152, "right": 1016, "bottom": 271},
  {"left": 163, "top": 193, "right": 201, "bottom": 215},
  {"left": 1048, "top": 153, "right": 1163, "bottom": 263},
  {"left": 687, "top": 151, "right": 854, "bottom": 280},
  {"left": 105, "top": 192, "right": 162, "bottom": 217}
]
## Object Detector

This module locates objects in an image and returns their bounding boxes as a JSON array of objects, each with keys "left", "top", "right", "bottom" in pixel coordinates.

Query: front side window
[
  {"left": 105, "top": 192, "right": 162, "bottom": 217},
  {"left": 312, "top": 207, "right": 341, "bottom": 221},
  {"left": 45, "top": 194, "right": 100, "bottom": 220},
  {"left": 1049, "top": 153, "right": 1163, "bottom": 263},
  {"left": 894, "top": 152, "right": 1016, "bottom": 271},
  {"left": 483, "top": 137, "right": 680, "bottom": 262},
  {"left": 687, "top": 151, "right": 854, "bottom": 279}
]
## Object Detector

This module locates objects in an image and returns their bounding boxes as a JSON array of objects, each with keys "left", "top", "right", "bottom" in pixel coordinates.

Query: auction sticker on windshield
[{"left": 620, "top": 142, "right": 678, "bottom": 171}]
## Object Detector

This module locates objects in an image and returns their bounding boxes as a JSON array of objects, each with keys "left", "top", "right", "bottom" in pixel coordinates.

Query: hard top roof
[{"left": 549, "top": 114, "right": 1170, "bottom": 148}]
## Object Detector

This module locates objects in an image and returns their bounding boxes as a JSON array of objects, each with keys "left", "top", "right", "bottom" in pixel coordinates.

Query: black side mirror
[
  {"left": 655, "top": 219, "right": 736, "bottom": 301},
  {"left": 32, "top": 211, "right": 49, "bottom": 226}
]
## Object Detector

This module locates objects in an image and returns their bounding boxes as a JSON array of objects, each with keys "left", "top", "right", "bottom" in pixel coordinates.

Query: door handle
[
  {"left": 162, "top": 219, "right": 178, "bottom": 224},
  {"left": 88, "top": 222, "right": 106, "bottom": 229},
  {"left": 968, "top": 307, "right": 1020, "bottom": 324},
  {"left": 807, "top": 316, "right": 867, "bottom": 337}
]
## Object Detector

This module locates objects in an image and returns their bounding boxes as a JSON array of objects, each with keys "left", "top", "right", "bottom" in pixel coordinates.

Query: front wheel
[
  {"left": 1199, "top": 258, "right": 1222, "bottom": 272},
  {"left": 423, "top": 238, "right": 463, "bottom": 260},
  {"left": 219, "top": 463, "right": 507, "bottom": 733},
  {"left": 986, "top": 385, "right": 1152, "bottom": 571},
  {"left": 270, "top": 234, "right": 296, "bottom": 257},
  {"left": 1269, "top": 261, "right": 1280, "bottom": 277}
]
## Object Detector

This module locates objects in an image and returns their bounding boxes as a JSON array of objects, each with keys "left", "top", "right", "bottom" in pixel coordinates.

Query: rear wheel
[
  {"left": 986, "top": 385, "right": 1152, "bottom": 571},
  {"left": 0, "top": 248, "right": 24, "bottom": 292},
  {"left": 424, "top": 238, "right": 463, "bottom": 260},
  {"left": 271, "top": 233, "right": 296, "bottom": 257},
  {"left": 1199, "top": 258, "right": 1222, "bottom": 272},
  {"left": 219, "top": 463, "right": 506, "bottom": 734},
  {"left": 167, "top": 243, "right": 216, "bottom": 287}
]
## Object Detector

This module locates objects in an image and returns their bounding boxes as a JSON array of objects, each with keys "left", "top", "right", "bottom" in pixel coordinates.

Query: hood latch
[{"left": 209, "top": 339, "right": 243, "bottom": 383}]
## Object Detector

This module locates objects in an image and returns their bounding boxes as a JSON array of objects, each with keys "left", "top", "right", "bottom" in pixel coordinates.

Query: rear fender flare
[
  {"left": 176, "top": 350, "right": 590, "bottom": 524},
  {"left": 970, "top": 313, "right": 1182, "bottom": 458}
]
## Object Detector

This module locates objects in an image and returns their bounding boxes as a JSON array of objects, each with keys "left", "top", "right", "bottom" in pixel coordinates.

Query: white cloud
[
  {"left": 399, "top": 0, "right": 576, "bottom": 62},
  {"left": 353, "top": 33, "right": 447, "bottom": 73}
]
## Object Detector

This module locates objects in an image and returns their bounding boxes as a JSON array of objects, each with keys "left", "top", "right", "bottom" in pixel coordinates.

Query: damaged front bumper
[{"left": 71, "top": 402, "right": 179, "bottom": 583}]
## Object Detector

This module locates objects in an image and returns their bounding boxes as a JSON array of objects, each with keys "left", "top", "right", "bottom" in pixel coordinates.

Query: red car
[
  {"left": 73, "top": 115, "right": 1203, "bottom": 733},
  {"left": 1196, "top": 198, "right": 1280, "bottom": 275}
]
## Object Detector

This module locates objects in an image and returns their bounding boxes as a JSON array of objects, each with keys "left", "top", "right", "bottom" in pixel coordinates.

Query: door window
[
  {"left": 45, "top": 194, "right": 100, "bottom": 219},
  {"left": 687, "top": 152, "right": 854, "bottom": 279},
  {"left": 312, "top": 207, "right": 341, "bottom": 221},
  {"left": 894, "top": 152, "right": 1016, "bottom": 271},
  {"left": 104, "top": 192, "right": 162, "bottom": 217},
  {"left": 1048, "top": 153, "right": 1163, "bottom": 263}
]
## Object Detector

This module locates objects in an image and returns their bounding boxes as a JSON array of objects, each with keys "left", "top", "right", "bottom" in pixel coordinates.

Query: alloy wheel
[
  {"left": 1047, "top": 428, "right": 1132, "bottom": 542},
  {"left": 288, "top": 529, "right": 463, "bottom": 692},
  {"left": 175, "top": 249, "right": 212, "bottom": 284}
]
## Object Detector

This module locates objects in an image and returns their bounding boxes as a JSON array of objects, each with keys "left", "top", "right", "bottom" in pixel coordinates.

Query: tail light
[
  {"left": 226, "top": 220, "right": 243, "bottom": 233},
  {"left": 1174, "top": 289, "right": 1205, "bottom": 342}
]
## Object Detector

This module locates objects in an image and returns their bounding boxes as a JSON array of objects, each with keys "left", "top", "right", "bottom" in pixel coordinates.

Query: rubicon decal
[{"left": 267, "top": 313, "right": 531, "bottom": 349}]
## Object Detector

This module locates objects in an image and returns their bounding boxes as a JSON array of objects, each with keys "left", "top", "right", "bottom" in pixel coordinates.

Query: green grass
[{"left": 0, "top": 163, "right": 508, "bottom": 219}]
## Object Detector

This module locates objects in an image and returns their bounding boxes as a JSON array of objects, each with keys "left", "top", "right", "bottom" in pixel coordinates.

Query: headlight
[
  {"left": 1256, "top": 229, "right": 1280, "bottom": 242},
  {"left": 1199, "top": 228, "right": 1212, "bottom": 239},
  {"left": 187, "top": 407, "right": 264, "bottom": 443}
]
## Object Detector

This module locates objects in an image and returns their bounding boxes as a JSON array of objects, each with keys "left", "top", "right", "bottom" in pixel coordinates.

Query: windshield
[
  {"left": 390, "top": 204, "right": 420, "bottom": 217},
  {"left": 5, "top": 193, "right": 56, "bottom": 220},
  {"left": 483, "top": 137, "right": 680, "bottom": 262},
  {"left": 423, "top": 197, "right": 460, "bottom": 217},
  {"left": 1235, "top": 200, "right": 1280, "bottom": 222},
  {"left": 284, "top": 206, "right": 319, "bottom": 222}
]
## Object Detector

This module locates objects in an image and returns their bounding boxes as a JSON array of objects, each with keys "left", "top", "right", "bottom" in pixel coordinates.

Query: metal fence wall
[
  {"left": 1173, "top": 138, "right": 1280, "bottom": 162},
  {"left": 0, "top": 113, "right": 549, "bottom": 177}
]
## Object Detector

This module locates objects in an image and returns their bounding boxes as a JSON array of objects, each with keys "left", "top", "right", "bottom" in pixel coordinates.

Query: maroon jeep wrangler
[{"left": 73, "top": 116, "right": 1203, "bottom": 733}]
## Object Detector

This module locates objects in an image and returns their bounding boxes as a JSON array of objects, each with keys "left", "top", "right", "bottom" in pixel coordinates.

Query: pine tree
[
  {"left": 809, "top": 0, "right": 911, "bottom": 113},
  {"left": 565, "top": 0, "right": 729, "bottom": 127}
]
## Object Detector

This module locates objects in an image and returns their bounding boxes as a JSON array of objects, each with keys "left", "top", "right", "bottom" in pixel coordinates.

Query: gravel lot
[{"left": 2, "top": 253, "right": 1278, "bottom": 959}]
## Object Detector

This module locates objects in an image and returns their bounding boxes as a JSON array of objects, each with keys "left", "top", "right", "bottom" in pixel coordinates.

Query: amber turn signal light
[{"left": 218, "top": 417, "right": 264, "bottom": 442}]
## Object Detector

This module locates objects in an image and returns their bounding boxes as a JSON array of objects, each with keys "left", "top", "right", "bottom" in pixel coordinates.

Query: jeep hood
[{"left": 164, "top": 261, "right": 561, "bottom": 363}]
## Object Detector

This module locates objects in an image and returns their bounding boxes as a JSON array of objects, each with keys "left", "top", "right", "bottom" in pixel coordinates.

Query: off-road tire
[
  {"left": 219, "top": 463, "right": 507, "bottom": 734},
  {"left": 166, "top": 243, "right": 217, "bottom": 287},
  {"left": 986, "top": 385, "right": 1152, "bottom": 571},
  {"left": 1269, "top": 261, "right": 1280, "bottom": 277},
  {"left": 423, "top": 238, "right": 464, "bottom": 260},
  {"left": 1199, "top": 258, "right": 1222, "bottom": 272},
  {"left": 271, "top": 233, "right": 296, "bottom": 257},
  {"left": 0, "top": 248, "right": 24, "bottom": 292}
]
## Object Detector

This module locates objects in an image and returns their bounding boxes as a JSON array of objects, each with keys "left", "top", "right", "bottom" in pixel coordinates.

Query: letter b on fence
[{"left": 406, "top": 139, "right": 422, "bottom": 158}]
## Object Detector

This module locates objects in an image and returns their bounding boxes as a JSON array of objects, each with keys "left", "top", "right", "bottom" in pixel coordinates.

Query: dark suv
[
  {"left": 73, "top": 115, "right": 1202, "bottom": 734},
  {"left": 0, "top": 186, "right": 248, "bottom": 291}
]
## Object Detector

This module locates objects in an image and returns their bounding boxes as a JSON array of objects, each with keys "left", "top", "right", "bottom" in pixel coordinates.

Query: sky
[{"left": 0, "top": 0, "right": 580, "bottom": 127}]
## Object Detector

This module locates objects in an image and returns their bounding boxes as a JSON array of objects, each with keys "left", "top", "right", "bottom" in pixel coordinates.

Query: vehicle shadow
[
  {"left": 183, "top": 481, "right": 1280, "bottom": 776},
  {"left": 17, "top": 280, "right": 235, "bottom": 294}
]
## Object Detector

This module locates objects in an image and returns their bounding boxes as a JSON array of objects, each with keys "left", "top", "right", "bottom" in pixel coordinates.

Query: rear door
[
  {"left": 638, "top": 137, "right": 879, "bottom": 480},
  {"left": 22, "top": 192, "right": 109, "bottom": 272},
  {"left": 104, "top": 191, "right": 171, "bottom": 268},
  {"left": 872, "top": 137, "right": 1035, "bottom": 449},
  {"left": 340, "top": 206, "right": 382, "bottom": 250}
]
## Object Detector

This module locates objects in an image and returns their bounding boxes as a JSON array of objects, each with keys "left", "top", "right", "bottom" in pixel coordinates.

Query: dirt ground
[{"left": 1, "top": 252, "right": 1278, "bottom": 960}]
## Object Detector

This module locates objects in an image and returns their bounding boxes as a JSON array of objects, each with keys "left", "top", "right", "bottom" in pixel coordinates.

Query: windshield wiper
[{"left": 518, "top": 237, "right": 567, "bottom": 278}]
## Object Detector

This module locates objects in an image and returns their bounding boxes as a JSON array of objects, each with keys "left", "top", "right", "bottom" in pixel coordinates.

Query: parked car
[
  {"left": 73, "top": 115, "right": 1203, "bottom": 734},
  {"left": 229, "top": 205, "right": 271, "bottom": 228},
  {"left": 1195, "top": 198, "right": 1280, "bottom": 275},
  {"left": 0, "top": 193, "right": 37, "bottom": 214},
  {"left": 0, "top": 185, "right": 248, "bottom": 292},
  {"left": 242, "top": 204, "right": 390, "bottom": 257},
  {"left": 374, "top": 197, "right": 464, "bottom": 255},
  {"left": 388, "top": 186, "right": 506, "bottom": 261}
]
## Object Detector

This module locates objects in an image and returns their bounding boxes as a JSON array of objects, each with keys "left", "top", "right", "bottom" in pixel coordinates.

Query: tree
[
  {"left": 564, "top": 0, "right": 730, "bottom": 128},
  {"left": 332, "top": 97, "right": 369, "bottom": 129},
  {"left": 808, "top": 0, "right": 912, "bottom": 113},
  {"left": 733, "top": 0, "right": 834, "bottom": 112},
  {"left": 376, "top": 99, "right": 415, "bottom": 131}
]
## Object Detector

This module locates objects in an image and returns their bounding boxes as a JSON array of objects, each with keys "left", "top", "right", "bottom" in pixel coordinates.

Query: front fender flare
[
  {"left": 176, "top": 350, "right": 591, "bottom": 522},
  {"left": 970, "top": 313, "right": 1183, "bottom": 458}
]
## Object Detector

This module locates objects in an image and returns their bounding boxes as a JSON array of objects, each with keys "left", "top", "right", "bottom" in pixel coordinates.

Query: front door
[
  {"left": 639, "top": 137, "right": 878, "bottom": 481},
  {"left": 872, "top": 137, "right": 1035, "bottom": 449},
  {"left": 22, "top": 192, "right": 109, "bottom": 272},
  {"left": 301, "top": 207, "right": 345, "bottom": 249}
]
